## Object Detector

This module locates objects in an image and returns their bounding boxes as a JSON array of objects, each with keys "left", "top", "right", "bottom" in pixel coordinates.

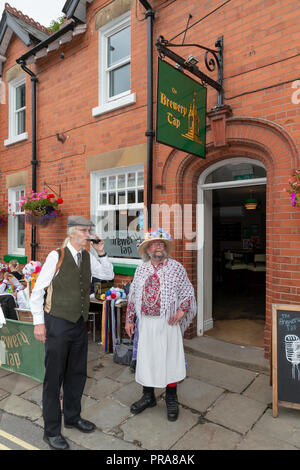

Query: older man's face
[
  {"left": 147, "top": 240, "right": 167, "bottom": 262},
  {"left": 70, "top": 226, "right": 92, "bottom": 249}
]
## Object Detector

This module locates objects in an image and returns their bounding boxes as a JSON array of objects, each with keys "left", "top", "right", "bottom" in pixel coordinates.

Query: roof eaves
[{"left": 16, "top": 20, "right": 77, "bottom": 64}]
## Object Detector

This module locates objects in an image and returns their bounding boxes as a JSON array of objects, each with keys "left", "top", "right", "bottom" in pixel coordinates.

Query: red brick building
[{"left": 0, "top": 0, "right": 299, "bottom": 358}]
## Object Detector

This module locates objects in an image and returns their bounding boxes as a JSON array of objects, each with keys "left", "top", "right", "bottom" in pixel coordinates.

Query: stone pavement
[{"left": 0, "top": 335, "right": 300, "bottom": 450}]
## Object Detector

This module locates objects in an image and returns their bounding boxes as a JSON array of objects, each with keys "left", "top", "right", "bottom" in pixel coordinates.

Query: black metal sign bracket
[{"left": 156, "top": 35, "right": 223, "bottom": 106}]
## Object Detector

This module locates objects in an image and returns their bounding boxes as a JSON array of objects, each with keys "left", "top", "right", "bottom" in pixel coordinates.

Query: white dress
[{"left": 135, "top": 314, "right": 186, "bottom": 388}]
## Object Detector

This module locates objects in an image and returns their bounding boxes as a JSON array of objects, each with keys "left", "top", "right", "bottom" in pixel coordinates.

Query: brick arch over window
[{"left": 157, "top": 116, "right": 300, "bottom": 355}]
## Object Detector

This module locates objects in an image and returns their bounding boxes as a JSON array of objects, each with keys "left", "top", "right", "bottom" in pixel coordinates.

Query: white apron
[{"left": 135, "top": 315, "right": 186, "bottom": 388}]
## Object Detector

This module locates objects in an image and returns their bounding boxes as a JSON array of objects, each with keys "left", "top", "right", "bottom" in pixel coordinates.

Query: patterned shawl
[{"left": 128, "top": 258, "right": 197, "bottom": 334}]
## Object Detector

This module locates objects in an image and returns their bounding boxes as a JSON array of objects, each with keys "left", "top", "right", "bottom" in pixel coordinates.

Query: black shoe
[
  {"left": 130, "top": 387, "right": 156, "bottom": 414},
  {"left": 64, "top": 418, "right": 96, "bottom": 433},
  {"left": 165, "top": 389, "right": 179, "bottom": 422},
  {"left": 43, "top": 434, "right": 69, "bottom": 450}
]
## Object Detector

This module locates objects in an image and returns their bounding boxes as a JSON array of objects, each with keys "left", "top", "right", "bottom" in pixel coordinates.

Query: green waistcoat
[{"left": 47, "top": 247, "right": 91, "bottom": 322}]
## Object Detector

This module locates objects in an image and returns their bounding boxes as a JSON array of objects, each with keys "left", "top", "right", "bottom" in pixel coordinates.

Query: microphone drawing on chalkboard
[{"left": 284, "top": 335, "right": 300, "bottom": 380}]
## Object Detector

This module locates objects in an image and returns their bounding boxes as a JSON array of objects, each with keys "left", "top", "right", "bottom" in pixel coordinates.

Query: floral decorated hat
[{"left": 137, "top": 228, "right": 173, "bottom": 256}]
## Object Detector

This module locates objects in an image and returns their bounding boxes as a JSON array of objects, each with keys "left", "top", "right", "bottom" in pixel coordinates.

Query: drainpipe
[
  {"left": 19, "top": 61, "right": 38, "bottom": 261},
  {"left": 139, "top": 0, "right": 155, "bottom": 229}
]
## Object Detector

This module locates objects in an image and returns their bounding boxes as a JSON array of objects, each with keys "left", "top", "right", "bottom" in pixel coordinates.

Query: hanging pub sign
[{"left": 156, "top": 58, "right": 207, "bottom": 158}]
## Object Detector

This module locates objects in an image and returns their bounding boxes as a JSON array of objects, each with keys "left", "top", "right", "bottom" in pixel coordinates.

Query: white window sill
[
  {"left": 92, "top": 92, "right": 136, "bottom": 117},
  {"left": 4, "top": 132, "right": 28, "bottom": 147}
]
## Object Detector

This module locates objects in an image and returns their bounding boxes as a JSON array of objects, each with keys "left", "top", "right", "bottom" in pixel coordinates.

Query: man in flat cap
[{"left": 30, "top": 215, "right": 114, "bottom": 450}]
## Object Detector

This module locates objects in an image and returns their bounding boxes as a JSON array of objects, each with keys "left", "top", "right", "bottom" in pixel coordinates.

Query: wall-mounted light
[
  {"left": 184, "top": 54, "right": 199, "bottom": 66},
  {"left": 56, "top": 132, "right": 68, "bottom": 143}
]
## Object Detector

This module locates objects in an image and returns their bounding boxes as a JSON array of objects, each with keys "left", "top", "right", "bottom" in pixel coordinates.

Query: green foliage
[{"left": 48, "top": 15, "right": 66, "bottom": 33}]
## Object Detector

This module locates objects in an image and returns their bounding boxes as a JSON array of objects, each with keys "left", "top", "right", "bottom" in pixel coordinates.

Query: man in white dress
[{"left": 125, "top": 228, "right": 196, "bottom": 421}]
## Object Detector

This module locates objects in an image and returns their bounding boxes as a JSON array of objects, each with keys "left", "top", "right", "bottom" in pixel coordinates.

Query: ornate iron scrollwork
[{"left": 155, "top": 35, "right": 223, "bottom": 106}]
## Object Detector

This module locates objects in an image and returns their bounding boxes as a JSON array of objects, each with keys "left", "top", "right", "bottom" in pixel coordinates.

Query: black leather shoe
[
  {"left": 166, "top": 393, "right": 179, "bottom": 421},
  {"left": 43, "top": 434, "right": 69, "bottom": 450},
  {"left": 64, "top": 418, "right": 96, "bottom": 433},
  {"left": 130, "top": 389, "right": 156, "bottom": 415}
]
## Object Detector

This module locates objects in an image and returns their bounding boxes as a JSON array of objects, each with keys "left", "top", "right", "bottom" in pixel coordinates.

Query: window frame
[
  {"left": 7, "top": 186, "right": 25, "bottom": 256},
  {"left": 4, "top": 75, "right": 28, "bottom": 147},
  {"left": 90, "top": 164, "right": 144, "bottom": 264},
  {"left": 92, "top": 11, "right": 136, "bottom": 117}
]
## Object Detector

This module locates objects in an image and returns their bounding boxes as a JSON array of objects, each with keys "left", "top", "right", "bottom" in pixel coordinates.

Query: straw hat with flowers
[{"left": 137, "top": 228, "right": 173, "bottom": 257}]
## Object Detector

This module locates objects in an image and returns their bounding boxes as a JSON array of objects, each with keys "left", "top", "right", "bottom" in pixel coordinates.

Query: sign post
[
  {"left": 272, "top": 304, "right": 300, "bottom": 417},
  {"left": 156, "top": 59, "right": 207, "bottom": 158}
]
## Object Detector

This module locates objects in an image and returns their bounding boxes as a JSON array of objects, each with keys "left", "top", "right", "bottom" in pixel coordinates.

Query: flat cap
[{"left": 67, "top": 215, "right": 95, "bottom": 227}]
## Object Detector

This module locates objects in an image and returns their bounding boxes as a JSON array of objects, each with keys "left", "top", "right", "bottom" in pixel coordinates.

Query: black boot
[
  {"left": 130, "top": 386, "right": 156, "bottom": 414},
  {"left": 165, "top": 385, "right": 179, "bottom": 421}
]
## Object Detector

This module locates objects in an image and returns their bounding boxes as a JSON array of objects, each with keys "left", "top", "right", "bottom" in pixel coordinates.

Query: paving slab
[
  {"left": 236, "top": 429, "right": 299, "bottom": 450},
  {"left": 206, "top": 392, "right": 267, "bottom": 434},
  {"left": 21, "top": 383, "right": 43, "bottom": 407},
  {"left": 0, "top": 368, "right": 13, "bottom": 378},
  {"left": 62, "top": 426, "right": 140, "bottom": 450},
  {"left": 0, "top": 373, "right": 41, "bottom": 395},
  {"left": 184, "top": 336, "right": 269, "bottom": 372},
  {"left": 84, "top": 377, "right": 123, "bottom": 400},
  {"left": 186, "top": 354, "right": 257, "bottom": 393},
  {"left": 0, "top": 388, "right": 9, "bottom": 401},
  {"left": 242, "top": 373, "right": 272, "bottom": 405},
  {"left": 120, "top": 401, "right": 199, "bottom": 450},
  {"left": 171, "top": 422, "right": 241, "bottom": 450},
  {"left": 177, "top": 377, "right": 225, "bottom": 413},
  {"left": 112, "top": 381, "right": 164, "bottom": 408},
  {"left": 253, "top": 408, "right": 300, "bottom": 449},
  {"left": 87, "top": 358, "right": 124, "bottom": 381},
  {"left": 0, "top": 394, "right": 42, "bottom": 421},
  {"left": 82, "top": 397, "right": 131, "bottom": 433}
]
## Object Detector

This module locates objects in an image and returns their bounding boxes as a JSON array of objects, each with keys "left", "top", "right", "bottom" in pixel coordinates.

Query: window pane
[
  {"left": 108, "top": 176, "right": 116, "bottom": 190},
  {"left": 17, "top": 110, "right": 25, "bottom": 135},
  {"left": 100, "top": 177, "right": 107, "bottom": 190},
  {"left": 118, "top": 192, "right": 126, "bottom": 204},
  {"left": 137, "top": 172, "right": 144, "bottom": 186},
  {"left": 99, "top": 193, "right": 107, "bottom": 205},
  {"left": 109, "top": 63, "right": 130, "bottom": 97},
  {"left": 128, "top": 190, "right": 135, "bottom": 204},
  {"left": 107, "top": 26, "right": 130, "bottom": 67},
  {"left": 17, "top": 214, "right": 25, "bottom": 249},
  {"left": 109, "top": 193, "right": 116, "bottom": 205},
  {"left": 127, "top": 172, "right": 135, "bottom": 187},
  {"left": 205, "top": 163, "right": 266, "bottom": 184},
  {"left": 16, "top": 84, "right": 25, "bottom": 110},
  {"left": 118, "top": 174, "right": 125, "bottom": 189},
  {"left": 138, "top": 190, "right": 144, "bottom": 203}
]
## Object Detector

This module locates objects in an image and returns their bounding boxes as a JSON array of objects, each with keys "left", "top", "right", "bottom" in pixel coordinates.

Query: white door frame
[{"left": 196, "top": 157, "right": 267, "bottom": 337}]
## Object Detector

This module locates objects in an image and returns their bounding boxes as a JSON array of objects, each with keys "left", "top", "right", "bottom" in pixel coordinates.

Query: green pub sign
[{"left": 156, "top": 58, "right": 207, "bottom": 158}]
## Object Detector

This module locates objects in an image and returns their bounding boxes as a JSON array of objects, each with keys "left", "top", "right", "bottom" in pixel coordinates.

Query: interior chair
[{"left": 224, "top": 251, "right": 248, "bottom": 292}]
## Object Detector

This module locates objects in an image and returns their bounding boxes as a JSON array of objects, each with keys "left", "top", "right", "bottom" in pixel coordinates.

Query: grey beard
[{"left": 149, "top": 249, "right": 168, "bottom": 262}]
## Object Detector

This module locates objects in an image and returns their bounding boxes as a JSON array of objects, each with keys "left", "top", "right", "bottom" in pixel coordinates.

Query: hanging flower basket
[
  {"left": 284, "top": 169, "right": 300, "bottom": 208},
  {"left": 20, "top": 190, "right": 63, "bottom": 227}
]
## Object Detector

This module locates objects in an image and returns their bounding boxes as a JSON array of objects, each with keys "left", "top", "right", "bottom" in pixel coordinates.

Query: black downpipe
[
  {"left": 139, "top": 1, "right": 155, "bottom": 229},
  {"left": 20, "top": 62, "right": 39, "bottom": 260}
]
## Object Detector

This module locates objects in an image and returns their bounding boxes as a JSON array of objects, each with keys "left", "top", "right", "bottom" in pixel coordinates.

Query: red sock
[{"left": 167, "top": 382, "right": 177, "bottom": 387}]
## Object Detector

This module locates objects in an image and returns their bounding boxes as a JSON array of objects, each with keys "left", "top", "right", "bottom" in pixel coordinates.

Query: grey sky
[{"left": 0, "top": 0, "right": 66, "bottom": 28}]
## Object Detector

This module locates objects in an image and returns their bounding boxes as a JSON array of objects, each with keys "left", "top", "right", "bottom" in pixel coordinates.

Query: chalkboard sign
[{"left": 272, "top": 304, "right": 300, "bottom": 417}]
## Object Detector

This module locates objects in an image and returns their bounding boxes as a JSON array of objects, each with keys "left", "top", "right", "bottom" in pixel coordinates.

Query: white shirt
[{"left": 30, "top": 242, "right": 114, "bottom": 325}]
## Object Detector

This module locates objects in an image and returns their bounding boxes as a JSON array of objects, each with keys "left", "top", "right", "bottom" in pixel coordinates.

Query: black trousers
[{"left": 43, "top": 313, "right": 88, "bottom": 437}]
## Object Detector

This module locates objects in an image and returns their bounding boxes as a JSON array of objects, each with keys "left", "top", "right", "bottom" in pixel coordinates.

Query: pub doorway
[{"left": 197, "top": 158, "right": 267, "bottom": 347}]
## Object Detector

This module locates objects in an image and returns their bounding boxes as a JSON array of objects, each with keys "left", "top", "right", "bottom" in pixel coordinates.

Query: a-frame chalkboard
[{"left": 272, "top": 304, "right": 300, "bottom": 418}]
